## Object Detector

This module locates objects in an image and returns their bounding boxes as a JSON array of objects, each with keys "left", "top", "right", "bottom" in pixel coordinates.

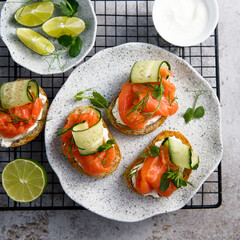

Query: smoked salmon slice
[
  {"left": 118, "top": 72, "right": 179, "bottom": 130},
  {"left": 135, "top": 146, "right": 177, "bottom": 197},
  {"left": 61, "top": 109, "right": 116, "bottom": 176},
  {"left": 0, "top": 98, "right": 43, "bottom": 138}
]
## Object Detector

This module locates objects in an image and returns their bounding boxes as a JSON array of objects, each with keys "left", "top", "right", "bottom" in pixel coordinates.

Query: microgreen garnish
[
  {"left": 58, "top": 35, "right": 82, "bottom": 58},
  {"left": 126, "top": 76, "right": 164, "bottom": 124},
  {"left": 149, "top": 145, "right": 160, "bottom": 157},
  {"left": 56, "top": 115, "right": 82, "bottom": 158},
  {"left": 160, "top": 167, "right": 194, "bottom": 192},
  {"left": 167, "top": 92, "right": 178, "bottom": 106},
  {"left": 44, "top": 48, "right": 68, "bottom": 72},
  {"left": 97, "top": 139, "right": 115, "bottom": 153},
  {"left": 75, "top": 89, "right": 109, "bottom": 111},
  {"left": 122, "top": 166, "right": 139, "bottom": 179},
  {"left": 59, "top": 0, "right": 79, "bottom": 17},
  {"left": 183, "top": 90, "right": 205, "bottom": 123},
  {"left": 139, "top": 145, "right": 161, "bottom": 159}
]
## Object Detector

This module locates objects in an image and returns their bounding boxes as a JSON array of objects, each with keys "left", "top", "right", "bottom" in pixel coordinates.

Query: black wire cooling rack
[{"left": 0, "top": 0, "right": 221, "bottom": 210}]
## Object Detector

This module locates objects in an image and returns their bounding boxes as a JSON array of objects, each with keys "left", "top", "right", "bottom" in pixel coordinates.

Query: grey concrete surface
[{"left": 1, "top": 0, "right": 239, "bottom": 239}]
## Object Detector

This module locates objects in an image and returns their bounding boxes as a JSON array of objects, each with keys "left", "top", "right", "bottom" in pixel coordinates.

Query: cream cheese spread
[{"left": 112, "top": 98, "right": 161, "bottom": 126}]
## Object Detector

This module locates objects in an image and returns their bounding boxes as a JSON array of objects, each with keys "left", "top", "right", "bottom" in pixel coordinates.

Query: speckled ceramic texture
[
  {"left": 45, "top": 43, "right": 223, "bottom": 222},
  {"left": 0, "top": 0, "right": 97, "bottom": 75}
]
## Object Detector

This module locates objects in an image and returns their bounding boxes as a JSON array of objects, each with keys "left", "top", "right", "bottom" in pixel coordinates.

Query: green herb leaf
[
  {"left": 97, "top": 139, "right": 115, "bottom": 153},
  {"left": 139, "top": 153, "right": 149, "bottom": 158},
  {"left": 193, "top": 106, "right": 205, "bottom": 118},
  {"left": 106, "top": 139, "right": 115, "bottom": 145},
  {"left": 75, "top": 89, "right": 109, "bottom": 111},
  {"left": 67, "top": 0, "right": 79, "bottom": 12},
  {"left": 74, "top": 88, "right": 92, "bottom": 101},
  {"left": 97, "top": 144, "right": 113, "bottom": 153},
  {"left": 58, "top": 35, "right": 73, "bottom": 47},
  {"left": 60, "top": 0, "right": 79, "bottom": 17},
  {"left": 69, "top": 37, "right": 82, "bottom": 58},
  {"left": 149, "top": 145, "right": 160, "bottom": 157},
  {"left": 60, "top": 2, "right": 73, "bottom": 17},
  {"left": 90, "top": 92, "right": 108, "bottom": 109},
  {"left": 161, "top": 168, "right": 194, "bottom": 190},
  {"left": 160, "top": 172, "right": 170, "bottom": 191},
  {"left": 183, "top": 108, "right": 194, "bottom": 123},
  {"left": 184, "top": 91, "right": 205, "bottom": 123},
  {"left": 152, "top": 89, "right": 161, "bottom": 100}
]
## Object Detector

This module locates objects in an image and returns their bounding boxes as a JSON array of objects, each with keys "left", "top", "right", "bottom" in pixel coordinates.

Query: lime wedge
[
  {"left": 17, "top": 28, "right": 55, "bottom": 56},
  {"left": 42, "top": 16, "right": 85, "bottom": 38},
  {"left": 2, "top": 159, "right": 47, "bottom": 202},
  {"left": 15, "top": 2, "right": 54, "bottom": 27}
]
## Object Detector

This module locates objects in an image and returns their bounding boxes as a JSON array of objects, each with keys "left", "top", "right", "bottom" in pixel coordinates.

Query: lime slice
[
  {"left": 17, "top": 28, "right": 55, "bottom": 56},
  {"left": 2, "top": 159, "right": 47, "bottom": 202},
  {"left": 15, "top": 2, "right": 54, "bottom": 27},
  {"left": 42, "top": 16, "right": 85, "bottom": 38}
]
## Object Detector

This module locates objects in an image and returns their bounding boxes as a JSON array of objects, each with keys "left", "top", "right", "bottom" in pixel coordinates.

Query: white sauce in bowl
[{"left": 153, "top": 0, "right": 209, "bottom": 46}]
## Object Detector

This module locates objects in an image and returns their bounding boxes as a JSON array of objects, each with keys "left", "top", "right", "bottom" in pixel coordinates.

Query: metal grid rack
[{"left": 0, "top": 0, "right": 221, "bottom": 210}]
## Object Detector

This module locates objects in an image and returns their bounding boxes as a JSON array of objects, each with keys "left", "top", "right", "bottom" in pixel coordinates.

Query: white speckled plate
[
  {"left": 45, "top": 43, "right": 223, "bottom": 222},
  {"left": 0, "top": 0, "right": 97, "bottom": 75}
]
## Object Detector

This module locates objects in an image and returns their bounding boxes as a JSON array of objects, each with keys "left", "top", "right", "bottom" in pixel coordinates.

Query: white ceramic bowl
[
  {"left": 152, "top": 0, "right": 219, "bottom": 47},
  {"left": 0, "top": 0, "right": 97, "bottom": 75}
]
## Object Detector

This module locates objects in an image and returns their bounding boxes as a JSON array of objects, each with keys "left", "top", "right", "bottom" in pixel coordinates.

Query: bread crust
[
  {"left": 63, "top": 106, "right": 121, "bottom": 178},
  {"left": 0, "top": 79, "right": 49, "bottom": 148},
  {"left": 125, "top": 130, "right": 192, "bottom": 198}
]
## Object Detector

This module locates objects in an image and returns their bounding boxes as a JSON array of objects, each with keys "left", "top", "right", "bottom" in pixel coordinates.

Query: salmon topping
[
  {"left": 0, "top": 98, "right": 43, "bottom": 138},
  {"left": 135, "top": 146, "right": 177, "bottom": 197},
  {"left": 118, "top": 69, "right": 178, "bottom": 130},
  {"left": 61, "top": 110, "right": 116, "bottom": 176}
]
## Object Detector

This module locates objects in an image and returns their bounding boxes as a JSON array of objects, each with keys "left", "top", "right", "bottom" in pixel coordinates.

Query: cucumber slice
[
  {"left": 130, "top": 61, "right": 170, "bottom": 83},
  {"left": 0, "top": 79, "right": 39, "bottom": 109},
  {"left": 162, "top": 138, "right": 169, "bottom": 147},
  {"left": 191, "top": 152, "right": 199, "bottom": 170},
  {"left": 167, "top": 137, "right": 199, "bottom": 170},
  {"left": 168, "top": 138, "right": 192, "bottom": 169},
  {"left": 72, "top": 108, "right": 104, "bottom": 156}
]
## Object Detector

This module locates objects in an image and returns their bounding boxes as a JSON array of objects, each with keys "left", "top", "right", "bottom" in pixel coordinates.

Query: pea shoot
[
  {"left": 183, "top": 90, "right": 205, "bottom": 124},
  {"left": 160, "top": 167, "right": 194, "bottom": 192},
  {"left": 75, "top": 89, "right": 109, "bottom": 111}
]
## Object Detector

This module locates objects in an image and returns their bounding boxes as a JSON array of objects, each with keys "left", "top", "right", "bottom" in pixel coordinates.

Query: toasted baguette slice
[
  {"left": 125, "top": 130, "right": 192, "bottom": 198},
  {"left": 63, "top": 106, "right": 121, "bottom": 178},
  {"left": 108, "top": 94, "right": 167, "bottom": 135},
  {"left": 0, "top": 79, "right": 49, "bottom": 148}
]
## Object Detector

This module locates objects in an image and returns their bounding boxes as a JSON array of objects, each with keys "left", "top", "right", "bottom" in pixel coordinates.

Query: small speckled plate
[
  {"left": 45, "top": 43, "right": 223, "bottom": 222},
  {"left": 0, "top": 0, "right": 97, "bottom": 75}
]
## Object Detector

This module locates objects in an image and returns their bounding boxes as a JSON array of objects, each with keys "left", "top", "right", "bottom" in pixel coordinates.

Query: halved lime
[
  {"left": 15, "top": 2, "right": 54, "bottom": 27},
  {"left": 2, "top": 158, "right": 47, "bottom": 202},
  {"left": 42, "top": 16, "right": 85, "bottom": 38},
  {"left": 17, "top": 28, "right": 55, "bottom": 56}
]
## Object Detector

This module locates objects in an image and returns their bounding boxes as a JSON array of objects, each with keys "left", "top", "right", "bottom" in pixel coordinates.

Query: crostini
[
  {"left": 0, "top": 79, "right": 49, "bottom": 147},
  {"left": 59, "top": 106, "right": 121, "bottom": 177},
  {"left": 124, "top": 131, "right": 199, "bottom": 198},
  {"left": 108, "top": 61, "right": 179, "bottom": 135}
]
